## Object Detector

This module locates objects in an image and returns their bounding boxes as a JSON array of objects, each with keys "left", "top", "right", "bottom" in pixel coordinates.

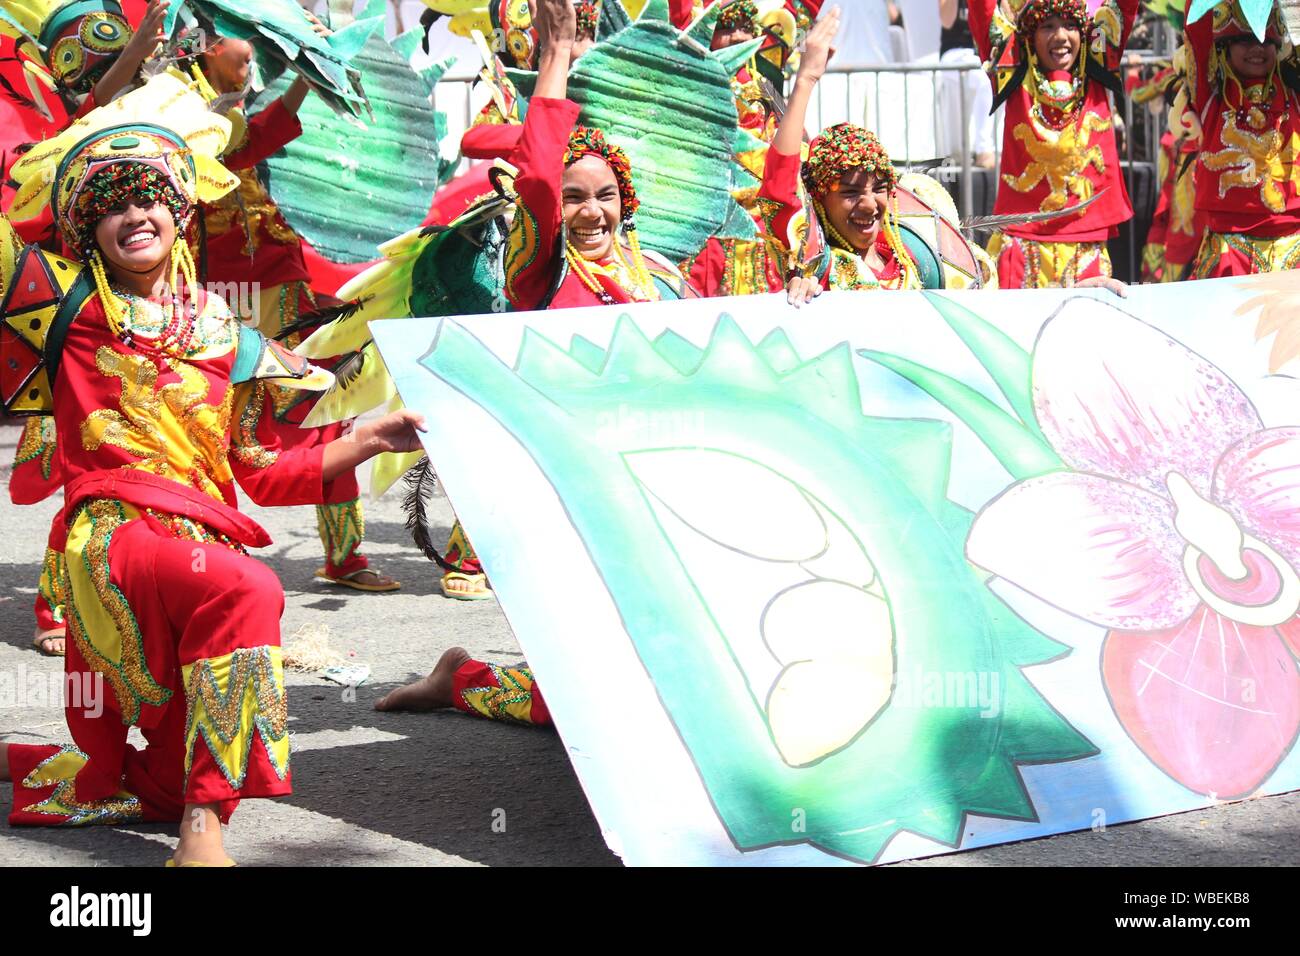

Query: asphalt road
[{"left": 0, "top": 422, "right": 1296, "bottom": 867}]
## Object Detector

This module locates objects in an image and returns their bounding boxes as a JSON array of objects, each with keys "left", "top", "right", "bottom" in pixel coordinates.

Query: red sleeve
[
  {"left": 670, "top": 0, "right": 696, "bottom": 29},
  {"left": 228, "top": 381, "right": 340, "bottom": 506},
  {"left": 757, "top": 145, "right": 804, "bottom": 255},
  {"left": 685, "top": 237, "right": 725, "bottom": 297},
  {"left": 1186, "top": 15, "right": 1213, "bottom": 117},
  {"left": 462, "top": 122, "right": 524, "bottom": 160},
  {"left": 502, "top": 97, "right": 581, "bottom": 311},
  {"left": 9, "top": 416, "right": 62, "bottom": 504},
  {"left": 967, "top": 0, "right": 997, "bottom": 63},
  {"left": 223, "top": 99, "right": 303, "bottom": 171},
  {"left": 1117, "top": 0, "right": 1140, "bottom": 53}
]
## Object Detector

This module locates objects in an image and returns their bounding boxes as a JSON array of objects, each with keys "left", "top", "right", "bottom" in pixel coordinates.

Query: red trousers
[{"left": 10, "top": 508, "right": 291, "bottom": 826}]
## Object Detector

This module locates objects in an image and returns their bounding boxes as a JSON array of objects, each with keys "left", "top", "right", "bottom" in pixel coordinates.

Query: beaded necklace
[
  {"left": 564, "top": 228, "right": 660, "bottom": 305},
  {"left": 812, "top": 194, "right": 914, "bottom": 291},
  {"left": 89, "top": 241, "right": 203, "bottom": 356}
]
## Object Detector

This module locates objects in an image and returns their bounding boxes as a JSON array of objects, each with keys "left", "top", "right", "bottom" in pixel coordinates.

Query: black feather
[
  {"left": 420, "top": 8, "right": 442, "bottom": 55},
  {"left": 332, "top": 343, "right": 371, "bottom": 390},
  {"left": 272, "top": 297, "right": 363, "bottom": 342},
  {"left": 402, "top": 457, "right": 460, "bottom": 571}
]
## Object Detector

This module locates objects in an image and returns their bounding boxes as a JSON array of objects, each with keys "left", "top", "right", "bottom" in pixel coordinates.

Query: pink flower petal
[
  {"left": 1282, "top": 619, "right": 1300, "bottom": 661},
  {"left": 1214, "top": 427, "right": 1300, "bottom": 571},
  {"left": 1032, "top": 300, "right": 1261, "bottom": 496},
  {"left": 1102, "top": 606, "right": 1300, "bottom": 798},
  {"left": 967, "top": 471, "right": 1197, "bottom": 630}
]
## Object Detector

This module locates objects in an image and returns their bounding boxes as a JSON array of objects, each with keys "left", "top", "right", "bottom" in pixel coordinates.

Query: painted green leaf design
[
  {"left": 922, "top": 290, "right": 1046, "bottom": 442},
  {"left": 408, "top": 314, "right": 1095, "bottom": 863},
  {"left": 859, "top": 348, "right": 1062, "bottom": 480}
]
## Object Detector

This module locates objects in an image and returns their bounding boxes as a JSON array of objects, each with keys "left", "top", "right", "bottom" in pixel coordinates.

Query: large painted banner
[{"left": 372, "top": 274, "right": 1300, "bottom": 865}]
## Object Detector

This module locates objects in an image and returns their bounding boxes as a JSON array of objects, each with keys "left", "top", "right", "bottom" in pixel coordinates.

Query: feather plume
[
  {"left": 960, "top": 189, "right": 1105, "bottom": 235},
  {"left": 401, "top": 457, "right": 460, "bottom": 572}
]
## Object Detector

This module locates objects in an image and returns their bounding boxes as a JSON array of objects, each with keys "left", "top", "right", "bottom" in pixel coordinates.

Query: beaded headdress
[
  {"left": 564, "top": 125, "right": 640, "bottom": 223},
  {"left": 1017, "top": 0, "right": 1089, "bottom": 34},
  {"left": 8, "top": 72, "right": 238, "bottom": 330},
  {"left": 717, "top": 0, "right": 760, "bottom": 33},
  {"left": 803, "top": 123, "right": 898, "bottom": 195},
  {"left": 576, "top": 0, "right": 600, "bottom": 36},
  {"left": 72, "top": 162, "right": 191, "bottom": 253},
  {"left": 9, "top": 72, "right": 237, "bottom": 253}
]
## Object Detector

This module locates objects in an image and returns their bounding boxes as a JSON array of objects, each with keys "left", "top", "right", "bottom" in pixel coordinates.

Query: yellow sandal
[
  {"left": 165, "top": 858, "right": 237, "bottom": 867},
  {"left": 439, "top": 570, "right": 492, "bottom": 601}
]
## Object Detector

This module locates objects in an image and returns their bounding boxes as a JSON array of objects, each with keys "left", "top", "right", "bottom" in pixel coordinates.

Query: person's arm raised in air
[
  {"left": 764, "top": 7, "right": 839, "bottom": 306},
  {"left": 501, "top": 0, "right": 581, "bottom": 310},
  {"left": 87, "top": 0, "right": 168, "bottom": 111}
]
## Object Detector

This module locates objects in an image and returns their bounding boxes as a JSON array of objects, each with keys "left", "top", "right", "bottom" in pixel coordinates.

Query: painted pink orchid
[{"left": 967, "top": 300, "right": 1300, "bottom": 800}]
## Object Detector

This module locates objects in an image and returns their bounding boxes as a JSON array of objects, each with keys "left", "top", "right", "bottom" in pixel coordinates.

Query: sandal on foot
[
  {"left": 166, "top": 857, "right": 237, "bottom": 867},
  {"left": 314, "top": 566, "right": 401, "bottom": 593},
  {"left": 32, "top": 627, "right": 66, "bottom": 658},
  {"left": 440, "top": 570, "right": 492, "bottom": 601}
]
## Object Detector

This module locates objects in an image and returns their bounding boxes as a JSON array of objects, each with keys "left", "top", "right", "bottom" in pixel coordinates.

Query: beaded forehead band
[
  {"left": 804, "top": 123, "right": 898, "bottom": 195},
  {"left": 564, "top": 125, "right": 640, "bottom": 222},
  {"left": 73, "top": 161, "right": 189, "bottom": 252}
]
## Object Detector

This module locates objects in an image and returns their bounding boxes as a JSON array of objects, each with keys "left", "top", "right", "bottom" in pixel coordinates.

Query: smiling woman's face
[
  {"left": 1032, "top": 15, "right": 1082, "bottom": 71},
  {"left": 562, "top": 154, "right": 621, "bottom": 261},
  {"left": 94, "top": 199, "right": 176, "bottom": 276},
  {"left": 1227, "top": 36, "right": 1278, "bottom": 79},
  {"left": 819, "top": 169, "right": 889, "bottom": 254}
]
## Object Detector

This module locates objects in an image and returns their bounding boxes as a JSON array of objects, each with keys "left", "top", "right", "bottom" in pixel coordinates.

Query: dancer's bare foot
[
  {"left": 374, "top": 646, "right": 471, "bottom": 712},
  {"left": 0, "top": 742, "right": 10, "bottom": 782},
  {"left": 172, "top": 803, "right": 234, "bottom": 866}
]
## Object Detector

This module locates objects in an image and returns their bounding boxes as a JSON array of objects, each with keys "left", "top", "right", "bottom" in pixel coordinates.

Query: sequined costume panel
[
  {"left": 986, "top": 232, "right": 1112, "bottom": 288},
  {"left": 452, "top": 659, "right": 552, "bottom": 726}
]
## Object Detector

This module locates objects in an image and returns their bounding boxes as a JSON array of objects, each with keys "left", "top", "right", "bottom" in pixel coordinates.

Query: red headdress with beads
[
  {"left": 1017, "top": 0, "right": 1089, "bottom": 34},
  {"left": 717, "top": 0, "right": 760, "bottom": 33},
  {"left": 564, "top": 125, "right": 640, "bottom": 223},
  {"left": 576, "top": 0, "right": 599, "bottom": 36},
  {"left": 803, "top": 123, "right": 898, "bottom": 195}
]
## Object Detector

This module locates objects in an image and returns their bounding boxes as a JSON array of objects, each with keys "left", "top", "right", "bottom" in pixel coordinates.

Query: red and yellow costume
[
  {"left": 969, "top": 0, "right": 1136, "bottom": 287},
  {"left": 503, "top": 96, "right": 694, "bottom": 310},
  {"left": 1187, "top": 2, "right": 1300, "bottom": 278},
  {"left": 451, "top": 660, "right": 551, "bottom": 726},
  {"left": 1142, "top": 129, "right": 1205, "bottom": 281},
  {"left": 1, "top": 75, "right": 337, "bottom": 825},
  {"left": 2, "top": 1, "right": 151, "bottom": 642},
  {"left": 10, "top": 412, "right": 67, "bottom": 635},
  {"left": 758, "top": 124, "right": 923, "bottom": 291}
]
